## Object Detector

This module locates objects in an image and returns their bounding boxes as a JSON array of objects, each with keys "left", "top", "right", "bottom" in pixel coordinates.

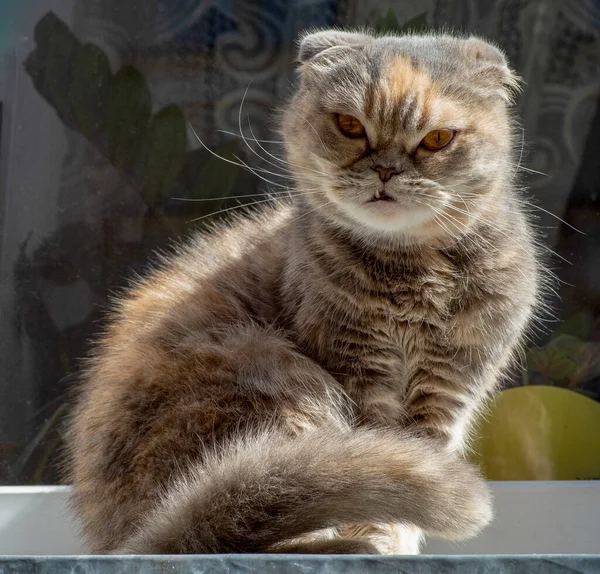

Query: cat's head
[{"left": 282, "top": 30, "right": 521, "bottom": 243}]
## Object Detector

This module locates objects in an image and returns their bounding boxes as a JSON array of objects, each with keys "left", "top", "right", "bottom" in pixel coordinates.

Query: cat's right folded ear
[{"left": 297, "top": 29, "right": 369, "bottom": 63}]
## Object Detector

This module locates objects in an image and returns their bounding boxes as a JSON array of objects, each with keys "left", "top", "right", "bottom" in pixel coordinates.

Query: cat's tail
[{"left": 118, "top": 427, "right": 492, "bottom": 554}]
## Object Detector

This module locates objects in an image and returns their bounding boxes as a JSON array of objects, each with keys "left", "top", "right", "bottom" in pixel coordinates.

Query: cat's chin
[{"left": 337, "top": 200, "right": 438, "bottom": 236}]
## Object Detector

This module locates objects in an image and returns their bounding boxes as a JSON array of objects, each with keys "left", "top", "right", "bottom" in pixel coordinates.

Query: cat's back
[
  {"left": 71, "top": 199, "right": 295, "bottom": 463},
  {"left": 74, "top": 198, "right": 294, "bottom": 394},
  {"left": 108, "top": 201, "right": 293, "bottom": 340}
]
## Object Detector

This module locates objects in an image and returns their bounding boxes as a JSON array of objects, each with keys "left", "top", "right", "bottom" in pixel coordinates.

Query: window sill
[{"left": 0, "top": 481, "right": 599, "bottom": 555}]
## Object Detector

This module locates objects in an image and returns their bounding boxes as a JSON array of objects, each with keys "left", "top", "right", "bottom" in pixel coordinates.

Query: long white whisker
[
  {"left": 512, "top": 165, "right": 550, "bottom": 178},
  {"left": 231, "top": 154, "right": 299, "bottom": 183},
  {"left": 430, "top": 211, "right": 462, "bottom": 241},
  {"left": 454, "top": 188, "right": 582, "bottom": 234},
  {"left": 236, "top": 84, "right": 295, "bottom": 183},
  {"left": 415, "top": 200, "right": 463, "bottom": 245},
  {"left": 246, "top": 119, "right": 309, "bottom": 173},
  {"left": 539, "top": 246, "right": 573, "bottom": 267},
  {"left": 520, "top": 201, "right": 585, "bottom": 235},
  {"left": 186, "top": 197, "right": 276, "bottom": 224},
  {"left": 189, "top": 123, "right": 254, "bottom": 173},
  {"left": 231, "top": 154, "right": 297, "bottom": 190},
  {"left": 246, "top": 119, "right": 334, "bottom": 180},
  {"left": 243, "top": 120, "right": 296, "bottom": 174},
  {"left": 172, "top": 189, "right": 320, "bottom": 203},
  {"left": 173, "top": 193, "right": 272, "bottom": 202},
  {"left": 188, "top": 122, "right": 297, "bottom": 191},
  {"left": 427, "top": 202, "right": 498, "bottom": 252},
  {"left": 445, "top": 201, "right": 573, "bottom": 267},
  {"left": 289, "top": 200, "right": 334, "bottom": 226},
  {"left": 510, "top": 126, "right": 526, "bottom": 182},
  {"left": 433, "top": 206, "right": 535, "bottom": 284},
  {"left": 234, "top": 86, "right": 330, "bottom": 184},
  {"left": 217, "top": 94, "right": 335, "bottom": 183},
  {"left": 215, "top": 129, "right": 285, "bottom": 144}
]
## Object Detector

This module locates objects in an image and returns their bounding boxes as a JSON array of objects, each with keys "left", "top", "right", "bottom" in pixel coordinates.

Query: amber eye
[
  {"left": 420, "top": 129, "right": 455, "bottom": 151},
  {"left": 336, "top": 114, "right": 365, "bottom": 138}
]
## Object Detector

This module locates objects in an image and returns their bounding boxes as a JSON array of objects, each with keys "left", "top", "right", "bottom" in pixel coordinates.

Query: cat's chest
[
  {"left": 339, "top": 308, "right": 426, "bottom": 375},
  {"left": 308, "top": 277, "right": 455, "bottom": 378},
  {"left": 289, "top": 247, "right": 465, "bottom": 373}
]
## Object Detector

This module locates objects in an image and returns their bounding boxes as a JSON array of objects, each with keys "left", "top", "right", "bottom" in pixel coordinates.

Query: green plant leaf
[
  {"left": 376, "top": 10, "right": 428, "bottom": 34},
  {"left": 104, "top": 65, "right": 151, "bottom": 171},
  {"left": 69, "top": 43, "right": 112, "bottom": 143},
  {"left": 398, "top": 12, "right": 428, "bottom": 33},
  {"left": 527, "top": 334, "right": 595, "bottom": 385},
  {"left": 557, "top": 311, "right": 595, "bottom": 340},
  {"left": 375, "top": 9, "right": 401, "bottom": 33},
  {"left": 25, "top": 12, "right": 81, "bottom": 128},
  {"left": 136, "top": 104, "right": 187, "bottom": 206},
  {"left": 168, "top": 141, "right": 242, "bottom": 223}
]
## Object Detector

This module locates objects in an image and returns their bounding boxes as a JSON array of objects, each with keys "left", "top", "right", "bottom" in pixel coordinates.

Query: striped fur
[{"left": 67, "top": 30, "right": 541, "bottom": 555}]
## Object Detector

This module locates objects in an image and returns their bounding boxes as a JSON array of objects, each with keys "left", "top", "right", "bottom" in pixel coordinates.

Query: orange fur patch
[{"left": 386, "top": 55, "right": 438, "bottom": 106}]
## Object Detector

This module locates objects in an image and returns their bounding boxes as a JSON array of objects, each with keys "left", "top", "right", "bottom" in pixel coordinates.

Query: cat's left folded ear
[{"left": 461, "top": 37, "right": 523, "bottom": 104}]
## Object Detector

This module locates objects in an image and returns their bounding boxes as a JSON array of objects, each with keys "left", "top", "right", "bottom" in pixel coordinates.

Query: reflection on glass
[{"left": 0, "top": 1, "right": 598, "bottom": 484}]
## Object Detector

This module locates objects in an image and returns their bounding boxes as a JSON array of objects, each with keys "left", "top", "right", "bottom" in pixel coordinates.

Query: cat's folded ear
[
  {"left": 297, "top": 30, "right": 369, "bottom": 63},
  {"left": 461, "top": 37, "right": 522, "bottom": 103}
]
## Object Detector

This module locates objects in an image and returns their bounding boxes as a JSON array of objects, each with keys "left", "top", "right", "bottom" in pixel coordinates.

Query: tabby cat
[{"left": 67, "top": 30, "right": 541, "bottom": 555}]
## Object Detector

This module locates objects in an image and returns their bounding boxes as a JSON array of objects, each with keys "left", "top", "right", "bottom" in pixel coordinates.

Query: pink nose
[{"left": 373, "top": 165, "right": 401, "bottom": 182}]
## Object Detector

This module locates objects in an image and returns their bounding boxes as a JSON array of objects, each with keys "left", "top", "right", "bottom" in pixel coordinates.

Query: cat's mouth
[{"left": 368, "top": 192, "right": 396, "bottom": 203}]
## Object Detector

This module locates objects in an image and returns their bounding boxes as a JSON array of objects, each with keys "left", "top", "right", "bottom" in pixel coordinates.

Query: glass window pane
[{"left": 0, "top": 1, "right": 598, "bottom": 485}]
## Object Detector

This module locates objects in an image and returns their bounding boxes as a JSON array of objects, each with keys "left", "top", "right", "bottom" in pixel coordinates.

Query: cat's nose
[{"left": 372, "top": 165, "right": 401, "bottom": 183}]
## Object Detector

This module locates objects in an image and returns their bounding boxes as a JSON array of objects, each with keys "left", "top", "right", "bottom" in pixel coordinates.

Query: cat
[{"left": 66, "top": 29, "right": 542, "bottom": 555}]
